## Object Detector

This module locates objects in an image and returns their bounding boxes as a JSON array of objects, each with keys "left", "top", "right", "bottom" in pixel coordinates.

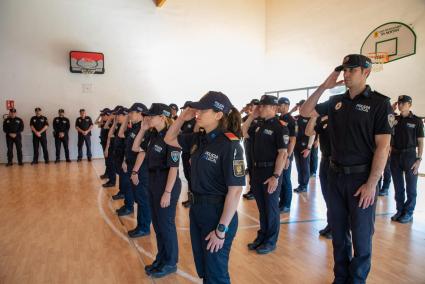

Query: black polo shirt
[
  {"left": 144, "top": 128, "right": 181, "bottom": 171},
  {"left": 315, "top": 85, "right": 393, "bottom": 166},
  {"left": 3, "top": 117, "right": 24, "bottom": 134},
  {"left": 294, "top": 115, "right": 310, "bottom": 150},
  {"left": 30, "top": 115, "right": 48, "bottom": 133},
  {"left": 248, "top": 117, "right": 289, "bottom": 163},
  {"left": 53, "top": 117, "right": 70, "bottom": 136},
  {"left": 75, "top": 116, "right": 93, "bottom": 134},
  {"left": 279, "top": 113, "right": 296, "bottom": 137},
  {"left": 178, "top": 129, "right": 246, "bottom": 196},
  {"left": 392, "top": 112, "right": 424, "bottom": 150},
  {"left": 314, "top": 116, "right": 331, "bottom": 158},
  {"left": 124, "top": 121, "right": 142, "bottom": 167}
]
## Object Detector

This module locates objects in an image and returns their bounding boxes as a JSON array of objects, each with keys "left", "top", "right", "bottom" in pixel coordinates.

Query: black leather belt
[
  {"left": 391, "top": 147, "right": 416, "bottom": 154},
  {"left": 189, "top": 192, "right": 225, "bottom": 205},
  {"left": 330, "top": 161, "right": 370, "bottom": 175},
  {"left": 254, "top": 161, "right": 275, "bottom": 168}
]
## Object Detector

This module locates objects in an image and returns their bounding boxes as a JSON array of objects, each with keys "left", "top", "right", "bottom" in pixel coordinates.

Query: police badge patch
[
  {"left": 388, "top": 114, "right": 395, "bottom": 128},
  {"left": 233, "top": 160, "right": 245, "bottom": 177},
  {"left": 335, "top": 102, "right": 342, "bottom": 110},
  {"left": 171, "top": 151, "right": 180, "bottom": 163},
  {"left": 283, "top": 134, "right": 290, "bottom": 145}
]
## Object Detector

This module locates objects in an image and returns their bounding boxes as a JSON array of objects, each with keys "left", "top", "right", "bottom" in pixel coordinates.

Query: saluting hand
[
  {"left": 264, "top": 176, "right": 278, "bottom": 194},
  {"left": 321, "top": 71, "right": 345, "bottom": 90},
  {"left": 180, "top": 108, "right": 197, "bottom": 122},
  {"left": 411, "top": 160, "right": 421, "bottom": 175},
  {"left": 160, "top": 192, "right": 171, "bottom": 208},
  {"left": 354, "top": 183, "right": 376, "bottom": 209},
  {"left": 205, "top": 230, "right": 225, "bottom": 253}
]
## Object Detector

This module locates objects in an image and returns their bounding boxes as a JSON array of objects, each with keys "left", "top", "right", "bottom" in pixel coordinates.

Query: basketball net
[{"left": 368, "top": 52, "right": 389, "bottom": 72}]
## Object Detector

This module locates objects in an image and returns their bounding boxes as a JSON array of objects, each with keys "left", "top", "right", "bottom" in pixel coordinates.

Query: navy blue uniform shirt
[
  {"left": 314, "top": 116, "right": 331, "bottom": 158},
  {"left": 144, "top": 128, "right": 181, "bottom": 171},
  {"left": 3, "top": 117, "right": 24, "bottom": 134},
  {"left": 75, "top": 116, "right": 93, "bottom": 134},
  {"left": 30, "top": 116, "right": 48, "bottom": 132},
  {"left": 392, "top": 112, "right": 424, "bottom": 150},
  {"left": 53, "top": 117, "right": 70, "bottom": 136},
  {"left": 294, "top": 115, "right": 310, "bottom": 150}
]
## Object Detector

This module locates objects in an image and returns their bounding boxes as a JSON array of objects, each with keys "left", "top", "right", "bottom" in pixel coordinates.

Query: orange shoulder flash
[{"left": 224, "top": 132, "right": 239, "bottom": 141}]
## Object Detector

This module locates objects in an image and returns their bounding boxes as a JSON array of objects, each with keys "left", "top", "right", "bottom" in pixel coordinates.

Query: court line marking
[{"left": 92, "top": 163, "right": 201, "bottom": 284}]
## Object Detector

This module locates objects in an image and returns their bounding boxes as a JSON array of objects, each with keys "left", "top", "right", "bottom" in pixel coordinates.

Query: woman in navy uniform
[
  {"left": 305, "top": 115, "right": 332, "bottom": 239},
  {"left": 301, "top": 54, "right": 393, "bottom": 283},
  {"left": 242, "top": 94, "right": 289, "bottom": 255},
  {"left": 30, "top": 107, "right": 49, "bottom": 164},
  {"left": 133, "top": 103, "right": 181, "bottom": 278},
  {"left": 3, "top": 108, "right": 24, "bottom": 166},
  {"left": 165, "top": 91, "right": 245, "bottom": 284},
  {"left": 390, "top": 95, "right": 424, "bottom": 223},
  {"left": 53, "top": 109, "right": 71, "bottom": 163}
]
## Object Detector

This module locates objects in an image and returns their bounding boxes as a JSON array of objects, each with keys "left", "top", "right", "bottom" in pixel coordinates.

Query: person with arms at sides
[
  {"left": 3, "top": 108, "right": 24, "bottom": 166},
  {"left": 30, "top": 107, "right": 49, "bottom": 165},
  {"left": 53, "top": 109, "right": 71, "bottom": 163},
  {"left": 75, "top": 108, "right": 93, "bottom": 162}
]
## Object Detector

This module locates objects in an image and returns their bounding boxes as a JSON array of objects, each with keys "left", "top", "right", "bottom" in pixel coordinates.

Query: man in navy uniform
[
  {"left": 390, "top": 95, "right": 424, "bottom": 223},
  {"left": 278, "top": 97, "right": 296, "bottom": 213},
  {"left": 300, "top": 54, "right": 393, "bottom": 284},
  {"left": 30, "top": 107, "right": 49, "bottom": 164},
  {"left": 3, "top": 108, "right": 24, "bottom": 166},
  {"left": 75, "top": 109, "right": 93, "bottom": 161},
  {"left": 53, "top": 109, "right": 71, "bottom": 163}
]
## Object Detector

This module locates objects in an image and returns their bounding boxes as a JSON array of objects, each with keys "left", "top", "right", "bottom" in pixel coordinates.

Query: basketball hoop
[{"left": 368, "top": 52, "right": 389, "bottom": 72}]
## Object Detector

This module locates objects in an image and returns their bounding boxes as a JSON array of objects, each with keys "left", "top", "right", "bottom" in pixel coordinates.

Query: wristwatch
[
  {"left": 416, "top": 157, "right": 422, "bottom": 161},
  {"left": 131, "top": 171, "right": 138, "bottom": 175},
  {"left": 272, "top": 173, "right": 280, "bottom": 179},
  {"left": 216, "top": 224, "right": 228, "bottom": 233}
]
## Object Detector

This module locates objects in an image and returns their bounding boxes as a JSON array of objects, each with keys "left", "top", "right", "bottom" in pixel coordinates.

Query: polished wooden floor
[{"left": 1, "top": 160, "right": 424, "bottom": 284}]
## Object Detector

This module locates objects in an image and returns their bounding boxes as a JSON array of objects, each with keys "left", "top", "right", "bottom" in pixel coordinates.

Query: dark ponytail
[{"left": 218, "top": 107, "right": 242, "bottom": 138}]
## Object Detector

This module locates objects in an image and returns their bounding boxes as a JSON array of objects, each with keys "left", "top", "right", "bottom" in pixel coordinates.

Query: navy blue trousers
[{"left": 294, "top": 148, "right": 310, "bottom": 188}]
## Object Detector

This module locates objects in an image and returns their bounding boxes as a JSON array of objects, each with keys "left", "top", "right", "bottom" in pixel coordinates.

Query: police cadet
[
  {"left": 242, "top": 99, "right": 260, "bottom": 201},
  {"left": 300, "top": 54, "right": 393, "bottom": 283},
  {"left": 179, "top": 101, "right": 198, "bottom": 208},
  {"left": 293, "top": 100, "right": 315, "bottom": 193},
  {"left": 97, "top": 108, "right": 112, "bottom": 178},
  {"left": 305, "top": 114, "right": 332, "bottom": 239},
  {"left": 121, "top": 103, "right": 152, "bottom": 239},
  {"left": 3, "top": 108, "right": 24, "bottom": 166},
  {"left": 103, "top": 106, "right": 123, "bottom": 188},
  {"left": 390, "top": 95, "right": 424, "bottom": 223},
  {"left": 30, "top": 107, "right": 49, "bottom": 165},
  {"left": 242, "top": 94, "right": 289, "bottom": 255},
  {"left": 129, "top": 103, "right": 181, "bottom": 278},
  {"left": 165, "top": 91, "right": 245, "bottom": 284},
  {"left": 310, "top": 132, "right": 319, "bottom": 177},
  {"left": 53, "top": 109, "right": 71, "bottom": 163},
  {"left": 169, "top": 103, "right": 179, "bottom": 120},
  {"left": 378, "top": 155, "right": 392, "bottom": 196},
  {"left": 278, "top": 97, "right": 296, "bottom": 213},
  {"left": 75, "top": 109, "right": 93, "bottom": 162}
]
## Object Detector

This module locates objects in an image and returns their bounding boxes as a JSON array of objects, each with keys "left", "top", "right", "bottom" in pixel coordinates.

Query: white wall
[
  {"left": 0, "top": 0, "right": 266, "bottom": 162},
  {"left": 265, "top": 0, "right": 425, "bottom": 110}
]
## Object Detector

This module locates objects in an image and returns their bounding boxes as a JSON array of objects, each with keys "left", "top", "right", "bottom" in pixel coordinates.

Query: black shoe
[
  {"left": 243, "top": 191, "right": 255, "bottom": 200},
  {"left": 112, "top": 193, "right": 124, "bottom": 200},
  {"left": 100, "top": 174, "right": 108, "bottom": 179},
  {"left": 88, "top": 157, "right": 92, "bottom": 162},
  {"left": 31, "top": 161, "right": 38, "bottom": 165},
  {"left": 256, "top": 244, "right": 276, "bottom": 255},
  {"left": 66, "top": 159, "right": 72, "bottom": 163},
  {"left": 182, "top": 199, "right": 191, "bottom": 208},
  {"left": 398, "top": 213, "right": 413, "bottom": 224},
  {"left": 102, "top": 182, "right": 116, "bottom": 188},
  {"left": 77, "top": 158, "right": 82, "bottom": 162},
  {"left": 247, "top": 239, "right": 263, "bottom": 251},
  {"left": 18, "top": 162, "right": 24, "bottom": 166},
  {"left": 128, "top": 228, "right": 150, "bottom": 238},
  {"left": 145, "top": 260, "right": 161, "bottom": 275},
  {"left": 150, "top": 264, "right": 177, "bottom": 278},
  {"left": 279, "top": 206, "right": 290, "bottom": 213},
  {"left": 319, "top": 225, "right": 331, "bottom": 236},
  {"left": 6, "top": 162, "right": 13, "bottom": 167},
  {"left": 378, "top": 189, "right": 389, "bottom": 196},
  {"left": 391, "top": 211, "right": 403, "bottom": 221},
  {"left": 45, "top": 160, "right": 49, "bottom": 164},
  {"left": 55, "top": 160, "right": 60, "bottom": 164},
  {"left": 116, "top": 207, "right": 133, "bottom": 216}
]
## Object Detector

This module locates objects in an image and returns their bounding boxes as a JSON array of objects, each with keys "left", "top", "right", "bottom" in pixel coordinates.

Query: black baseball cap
[
  {"left": 9, "top": 108, "right": 16, "bottom": 113},
  {"left": 58, "top": 109, "right": 65, "bottom": 113},
  {"left": 169, "top": 103, "right": 178, "bottom": 111},
  {"left": 398, "top": 95, "right": 412, "bottom": 103},
  {"left": 100, "top": 107, "right": 111, "bottom": 113},
  {"left": 35, "top": 107, "right": 41, "bottom": 111},
  {"left": 112, "top": 105, "right": 124, "bottom": 114},
  {"left": 335, "top": 54, "right": 372, "bottom": 72},
  {"left": 180, "top": 101, "right": 193, "bottom": 109},
  {"left": 129, "top": 103, "right": 148, "bottom": 113},
  {"left": 297, "top": 99, "right": 306, "bottom": 106},
  {"left": 259, "top": 95, "right": 279, "bottom": 106},
  {"left": 143, "top": 103, "right": 172, "bottom": 118},
  {"left": 115, "top": 107, "right": 129, "bottom": 116},
  {"left": 189, "top": 91, "right": 233, "bottom": 114},
  {"left": 278, "top": 97, "right": 290, "bottom": 105},
  {"left": 250, "top": 99, "right": 260, "bottom": 106}
]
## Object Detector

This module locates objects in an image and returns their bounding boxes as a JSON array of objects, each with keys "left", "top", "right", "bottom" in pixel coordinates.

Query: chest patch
[
  {"left": 203, "top": 151, "right": 218, "bottom": 164},
  {"left": 335, "top": 102, "right": 342, "bottom": 110},
  {"left": 355, "top": 104, "right": 371, "bottom": 113},
  {"left": 154, "top": 144, "right": 163, "bottom": 153},
  {"left": 407, "top": 123, "right": 416, "bottom": 128},
  {"left": 130, "top": 132, "right": 136, "bottom": 139},
  {"left": 263, "top": 129, "right": 273, "bottom": 135}
]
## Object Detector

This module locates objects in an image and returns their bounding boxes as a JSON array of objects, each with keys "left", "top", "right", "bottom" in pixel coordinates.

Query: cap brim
[{"left": 188, "top": 102, "right": 209, "bottom": 110}]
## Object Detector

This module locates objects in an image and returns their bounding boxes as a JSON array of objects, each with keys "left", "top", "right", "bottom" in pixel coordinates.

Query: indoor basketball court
[{"left": 1, "top": 1, "right": 424, "bottom": 283}]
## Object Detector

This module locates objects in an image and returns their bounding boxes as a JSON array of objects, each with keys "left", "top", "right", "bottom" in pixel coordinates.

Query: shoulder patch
[
  {"left": 224, "top": 132, "right": 239, "bottom": 141},
  {"left": 279, "top": 120, "right": 287, "bottom": 126}
]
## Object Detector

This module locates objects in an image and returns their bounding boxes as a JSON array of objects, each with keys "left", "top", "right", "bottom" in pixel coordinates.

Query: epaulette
[
  {"left": 224, "top": 132, "right": 240, "bottom": 141},
  {"left": 372, "top": 90, "right": 390, "bottom": 100},
  {"left": 279, "top": 120, "right": 287, "bottom": 126}
]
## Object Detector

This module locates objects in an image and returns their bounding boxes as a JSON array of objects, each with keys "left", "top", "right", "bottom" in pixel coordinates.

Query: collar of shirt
[
  {"left": 264, "top": 117, "right": 276, "bottom": 124},
  {"left": 200, "top": 128, "right": 222, "bottom": 144},
  {"left": 400, "top": 111, "right": 414, "bottom": 119},
  {"left": 343, "top": 85, "right": 372, "bottom": 100}
]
